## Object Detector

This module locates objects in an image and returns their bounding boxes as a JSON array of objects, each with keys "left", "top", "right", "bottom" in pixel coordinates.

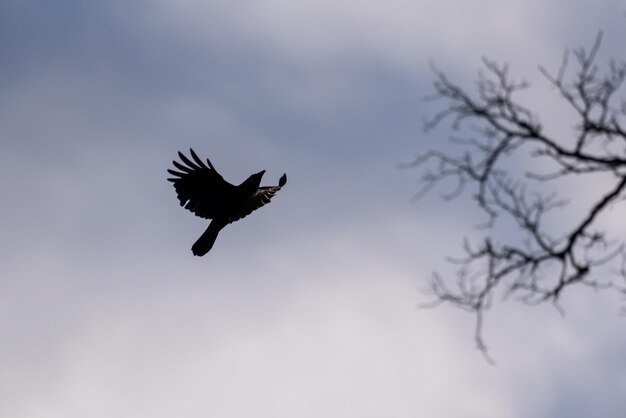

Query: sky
[{"left": 1, "top": 1, "right": 626, "bottom": 417}]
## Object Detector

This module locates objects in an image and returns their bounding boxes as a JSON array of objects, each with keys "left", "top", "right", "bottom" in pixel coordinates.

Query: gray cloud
[{"left": 1, "top": 0, "right": 626, "bottom": 417}]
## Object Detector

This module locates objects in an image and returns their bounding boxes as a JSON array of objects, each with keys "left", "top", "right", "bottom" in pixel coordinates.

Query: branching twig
[{"left": 413, "top": 34, "right": 626, "bottom": 357}]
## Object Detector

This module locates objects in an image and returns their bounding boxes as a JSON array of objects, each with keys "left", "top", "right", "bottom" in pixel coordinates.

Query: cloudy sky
[{"left": 2, "top": 1, "right": 626, "bottom": 417}]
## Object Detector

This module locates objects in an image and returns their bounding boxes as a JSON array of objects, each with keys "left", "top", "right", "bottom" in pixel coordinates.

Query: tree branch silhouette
[{"left": 409, "top": 33, "right": 626, "bottom": 354}]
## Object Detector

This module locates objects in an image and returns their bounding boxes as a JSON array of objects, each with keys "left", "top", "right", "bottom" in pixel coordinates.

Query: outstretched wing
[
  {"left": 230, "top": 174, "right": 287, "bottom": 223},
  {"left": 167, "top": 149, "right": 236, "bottom": 219}
]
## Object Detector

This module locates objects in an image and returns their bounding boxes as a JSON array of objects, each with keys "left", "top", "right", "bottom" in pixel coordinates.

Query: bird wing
[
  {"left": 167, "top": 149, "right": 237, "bottom": 219},
  {"left": 229, "top": 174, "right": 287, "bottom": 223}
]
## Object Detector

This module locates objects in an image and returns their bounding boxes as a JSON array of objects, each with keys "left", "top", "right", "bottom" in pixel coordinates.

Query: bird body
[{"left": 167, "top": 149, "right": 287, "bottom": 256}]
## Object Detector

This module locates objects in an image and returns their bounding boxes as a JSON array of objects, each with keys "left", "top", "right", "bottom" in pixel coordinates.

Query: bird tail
[{"left": 191, "top": 220, "right": 226, "bottom": 256}]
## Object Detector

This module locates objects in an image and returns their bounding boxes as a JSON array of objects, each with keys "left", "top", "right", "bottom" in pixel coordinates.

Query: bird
[{"left": 167, "top": 149, "right": 287, "bottom": 256}]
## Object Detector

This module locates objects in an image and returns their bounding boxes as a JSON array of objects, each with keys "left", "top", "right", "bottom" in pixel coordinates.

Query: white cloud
[
  {"left": 0, "top": 223, "right": 497, "bottom": 418},
  {"left": 156, "top": 0, "right": 578, "bottom": 73}
]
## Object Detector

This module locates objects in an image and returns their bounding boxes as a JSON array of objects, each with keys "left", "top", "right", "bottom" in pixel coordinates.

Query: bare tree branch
[{"left": 412, "top": 34, "right": 626, "bottom": 355}]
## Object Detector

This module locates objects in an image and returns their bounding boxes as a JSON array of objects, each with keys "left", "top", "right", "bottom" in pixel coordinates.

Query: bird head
[{"left": 241, "top": 170, "right": 265, "bottom": 189}]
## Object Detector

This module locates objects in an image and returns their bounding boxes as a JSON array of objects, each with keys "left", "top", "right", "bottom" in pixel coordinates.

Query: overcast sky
[{"left": 2, "top": 1, "right": 626, "bottom": 417}]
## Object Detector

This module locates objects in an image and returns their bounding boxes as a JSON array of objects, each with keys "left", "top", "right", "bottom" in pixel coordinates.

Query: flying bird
[{"left": 167, "top": 149, "right": 287, "bottom": 256}]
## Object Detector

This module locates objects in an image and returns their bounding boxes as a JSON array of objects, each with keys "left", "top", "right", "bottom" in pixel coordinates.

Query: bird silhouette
[{"left": 167, "top": 149, "right": 287, "bottom": 256}]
